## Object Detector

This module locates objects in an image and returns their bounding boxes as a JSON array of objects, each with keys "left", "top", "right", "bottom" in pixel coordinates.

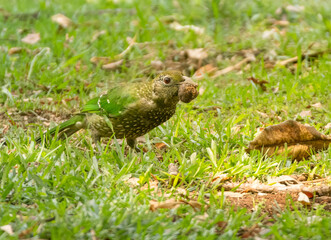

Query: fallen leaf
[
  {"left": 126, "top": 177, "right": 140, "bottom": 187},
  {"left": 101, "top": 59, "right": 124, "bottom": 70},
  {"left": 149, "top": 198, "right": 205, "bottom": 212},
  {"left": 302, "top": 191, "right": 314, "bottom": 199},
  {"left": 8, "top": 47, "right": 31, "bottom": 55},
  {"left": 298, "top": 110, "right": 311, "bottom": 118},
  {"left": 140, "top": 179, "right": 159, "bottom": 192},
  {"left": 237, "top": 224, "right": 261, "bottom": 239},
  {"left": 215, "top": 221, "right": 228, "bottom": 235},
  {"left": 186, "top": 48, "right": 208, "bottom": 60},
  {"left": 184, "top": 200, "right": 203, "bottom": 210},
  {"left": 247, "top": 77, "right": 269, "bottom": 91},
  {"left": 297, "top": 192, "right": 310, "bottom": 205},
  {"left": 51, "top": 13, "right": 73, "bottom": 28},
  {"left": 193, "top": 64, "right": 217, "bottom": 79},
  {"left": 286, "top": 5, "right": 304, "bottom": 12},
  {"left": 212, "top": 173, "right": 230, "bottom": 183},
  {"left": 155, "top": 142, "right": 167, "bottom": 150},
  {"left": 311, "top": 102, "right": 322, "bottom": 109},
  {"left": 0, "top": 225, "right": 14, "bottom": 235},
  {"left": 246, "top": 120, "right": 331, "bottom": 161},
  {"left": 169, "top": 22, "right": 204, "bottom": 35},
  {"left": 21, "top": 33, "right": 40, "bottom": 44},
  {"left": 256, "top": 111, "right": 269, "bottom": 119},
  {"left": 262, "top": 29, "right": 278, "bottom": 39},
  {"left": 272, "top": 20, "right": 290, "bottom": 26},
  {"left": 149, "top": 199, "right": 182, "bottom": 211}
]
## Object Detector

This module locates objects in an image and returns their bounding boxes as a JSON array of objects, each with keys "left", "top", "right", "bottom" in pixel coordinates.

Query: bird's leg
[
  {"left": 127, "top": 138, "right": 141, "bottom": 152},
  {"left": 91, "top": 132, "right": 102, "bottom": 151}
]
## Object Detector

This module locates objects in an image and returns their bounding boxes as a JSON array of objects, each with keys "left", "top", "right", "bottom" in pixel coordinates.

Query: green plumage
[{"left": 36, "top": 71, "right": 197, "bottom": 150}]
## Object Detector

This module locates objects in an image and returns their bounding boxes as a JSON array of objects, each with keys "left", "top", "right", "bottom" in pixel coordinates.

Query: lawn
[{"left": 0, "top": 0, "right": 331, "bottom": 239}]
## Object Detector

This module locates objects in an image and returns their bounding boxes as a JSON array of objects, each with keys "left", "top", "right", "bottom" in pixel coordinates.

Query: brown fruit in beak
[{"left": 179, "top": 77, "right": 199, "bottom": 103}]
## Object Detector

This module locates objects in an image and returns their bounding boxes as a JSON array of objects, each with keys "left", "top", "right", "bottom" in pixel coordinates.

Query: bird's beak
[{"left": 182, "top": 76, "right": 198, "bottom": 87}]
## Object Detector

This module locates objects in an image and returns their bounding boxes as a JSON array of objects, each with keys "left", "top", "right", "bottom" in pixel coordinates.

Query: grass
[{"left": 1, "top": 0, "right": 331, "bottom": 239}]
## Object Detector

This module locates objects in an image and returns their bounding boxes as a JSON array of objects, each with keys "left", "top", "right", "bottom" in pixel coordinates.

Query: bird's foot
[{"left": 127, "top": 138, "right": 141, "bottom": 152}]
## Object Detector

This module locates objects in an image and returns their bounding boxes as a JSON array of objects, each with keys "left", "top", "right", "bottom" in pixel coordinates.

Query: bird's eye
[{"left": 163, "top": 77, "right": 171, "bottom": 84}]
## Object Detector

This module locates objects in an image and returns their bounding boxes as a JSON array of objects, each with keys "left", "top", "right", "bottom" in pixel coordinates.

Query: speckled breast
[{"left": 111, "top": 106, "right": 177, "bottom": 139}]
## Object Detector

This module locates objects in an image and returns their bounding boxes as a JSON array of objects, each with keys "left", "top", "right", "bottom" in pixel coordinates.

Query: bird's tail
[{"left": 35, "top": 114, "right": 86, "bottom": 144}]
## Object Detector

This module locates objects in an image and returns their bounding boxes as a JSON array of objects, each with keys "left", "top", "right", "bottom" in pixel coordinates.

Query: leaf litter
[{"left": 246, "top": 120, "right": 331, "bottom": 161}]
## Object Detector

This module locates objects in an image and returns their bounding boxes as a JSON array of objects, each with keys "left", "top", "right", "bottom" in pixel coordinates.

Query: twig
[
  {"left": 212, "top": 57, "right": 255, "bottom": 79},
  {"left": 277, "top": 49, "right": 331, "bottom": 66},
  {"left": 116, "top": 35, "right": 137, "bottom": 59}
]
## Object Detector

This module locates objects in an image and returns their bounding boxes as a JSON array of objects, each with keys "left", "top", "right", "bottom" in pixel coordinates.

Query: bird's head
[{"left": 152, "top": 71, "right": 198, "bottom": 105}]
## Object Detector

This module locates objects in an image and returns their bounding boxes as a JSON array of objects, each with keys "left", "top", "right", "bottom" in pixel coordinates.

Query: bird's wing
[{"left": 81, "top": 86, "right": 138, "bottom": 117}]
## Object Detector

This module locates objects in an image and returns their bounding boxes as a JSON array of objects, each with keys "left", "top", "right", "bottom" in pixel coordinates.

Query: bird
[{"left": 35, "top": 71, "right": 198, "bottom": 150}]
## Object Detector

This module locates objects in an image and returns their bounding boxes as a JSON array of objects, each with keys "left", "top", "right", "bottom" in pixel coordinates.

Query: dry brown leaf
[
  {"left": 8, "top": 47, "right": 31, "bottom": 55},
  {"left": 247, "top": 77, "right": 269, "bottom": 91},
  {"left": 101, "top": 59, "right": 124, "bottom": 70},
  {"left": 212, "top": 173, "right": 230, "bottom": 183},
  {"left": 262, "top": 28, "right": 278, "bottom": 39},
  {"left": 215, "top": 221, "right": 228, "bottom": 235},
  {"left": 246, "top": 120, "right": 331, "bottom": 161},
  {"left": 297, "top": 192, "right": 310, "bottom": 205},
  {"left": 302, "top": 190, "right": 314, "bottom": 199},
  {"left": 51, "top": 13, "right": 73, "bottom": 28},
  {"left": 21, "top": 33, "right": 40, "bottom": 44},
  {"left": 125, "top": 177, "right": 140, "bottom": 187},
  {"left": 149, "top": 199, "right": 204, "bottom": 212},
  {"left": 273, "top": 20, "right": 290, "bottom": 26},
  {"left": 237, "top": 224, "right": 261, "bottom": 239},
  {"left": 184, "top": 200, "right": 203, "bottom": 210},
  {"left": 155, "top": 142, "right": 167, "bottom": 150},
  {"left": 286, "top": 5, "right": 304, "bottom": 12},
  {"left": 311, "top": 102, "right": 322, "bottom": 109},
  {"left": 256, "top": 111, "right": 269, "bottom": 119},
  {"left": 299, "top": 110, "right": 311, "bottom": 118},
  {"left": 140, "top": 179, "right": 159, "bottom": 191},
  {"left": 0, "top": 225, "right": 14, "bottom": 235},
  {"left": 149, "top": 199, "right": 182, "bottom": 211},
  {"left": 193, "top": 64, "right": 217, "bottom": 79},
  {"left": 186, "top": 48, "right": 208, "bottom": 60}
]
